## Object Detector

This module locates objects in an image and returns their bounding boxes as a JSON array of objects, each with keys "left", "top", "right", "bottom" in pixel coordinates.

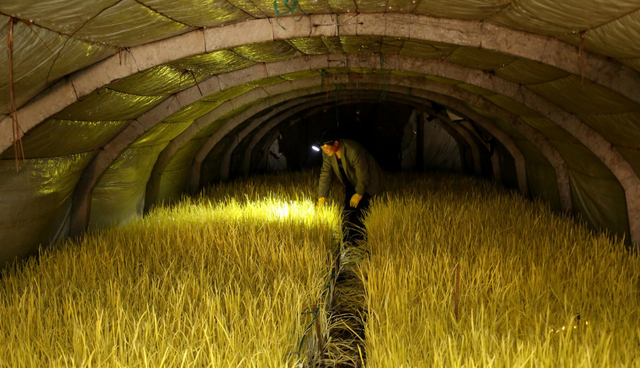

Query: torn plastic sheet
[
  {"left": 142, "top": 0, "right": 253, "bottom": 27},
  {"left": 0, "top": 152, "right": 94, "bottom": 267},
  {"left": 495, "top": 58, "right": 570, "bottom": 85},
  {"left": 71, "top": 0, "right": 194, "bottom": 47},
  {"left": 89, "top": 144, "right": 167, "bottom": 230},
  {"left": 108, "top": 65, "right": 211, "bottom": 96},
  {"left": 526, "top": 160, "right": 562, "bottom": 212},
  {"left": 569, "top": 169, "right": 630, "bottom": 242},
  {"left": 232, "top": 40, "right": 302, "bottom": 62},
  {"left": 54, "top": 89, "right": 165, "bottom": 121},
  {"left": 155, "top": 138, "right": 206, "bottom": 205},
  {"left": 170, "top": 49, "right": 256, "bottom": 75},
  {"left": 0, "top": 17, "right": 112, "bottom": 114},
  {"left": 0, "top": 119, "right": 129, "bottom": 159}
]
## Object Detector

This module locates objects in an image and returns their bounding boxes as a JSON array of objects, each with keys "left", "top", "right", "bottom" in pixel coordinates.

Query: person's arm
[{"left": 318, "top": 154, "right": 333, "bottom": 199}]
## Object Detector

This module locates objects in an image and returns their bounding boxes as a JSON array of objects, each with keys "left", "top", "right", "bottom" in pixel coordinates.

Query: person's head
[{"left": 318, "top": 129, "right": 340, "bottom": 156}]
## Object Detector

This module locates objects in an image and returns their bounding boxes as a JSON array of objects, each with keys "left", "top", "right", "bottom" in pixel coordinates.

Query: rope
[{"left": 273, "top": 0, "right": 303, "bottom": 30}]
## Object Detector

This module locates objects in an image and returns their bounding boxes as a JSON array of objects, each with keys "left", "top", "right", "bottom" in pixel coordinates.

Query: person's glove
[
  {"left": 350, "top": 193, "right": 363, "bottom": 208},
  {"left": 316, "top": 197, "right": 326, "bottom": 209}
]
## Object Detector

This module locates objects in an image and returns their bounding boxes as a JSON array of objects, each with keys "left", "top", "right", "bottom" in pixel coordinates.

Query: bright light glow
[{"left": 312, "top": 145, "right": 321, "bottom": 152}]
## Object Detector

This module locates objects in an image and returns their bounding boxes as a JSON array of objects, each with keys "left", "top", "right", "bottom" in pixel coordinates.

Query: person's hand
[
  {"left": 316, "top": 197, "right": 326, "bottom": 209},
  {"left": 350, "top": 193, "right": 363, "bottom": 208}
]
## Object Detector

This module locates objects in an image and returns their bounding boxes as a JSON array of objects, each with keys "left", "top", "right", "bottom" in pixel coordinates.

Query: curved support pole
[{"left": 4, "top": 12, "right": 640, "bottom": 156}]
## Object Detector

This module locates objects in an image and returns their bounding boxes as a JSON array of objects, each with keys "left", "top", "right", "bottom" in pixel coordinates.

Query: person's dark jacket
[{"left": 318, "top": 139, "right": 385, "bottom": 198}]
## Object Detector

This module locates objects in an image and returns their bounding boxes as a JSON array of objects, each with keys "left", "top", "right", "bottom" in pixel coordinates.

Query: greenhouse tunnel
[{"left": 2, "top": 0, "right": 640, "bottom": 268}]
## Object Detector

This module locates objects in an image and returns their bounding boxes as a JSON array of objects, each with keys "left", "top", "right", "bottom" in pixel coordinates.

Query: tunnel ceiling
[{"left": 1, "top": 1, "right": 640, "bottom": 266}]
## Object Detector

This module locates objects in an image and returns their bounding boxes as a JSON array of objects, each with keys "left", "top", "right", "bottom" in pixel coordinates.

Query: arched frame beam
[
  {"left": 74, "top": 52, "right": 581, "bottom": 236},
  {"left": 3, "top": 12, "right": 639, "bottom": 155}
]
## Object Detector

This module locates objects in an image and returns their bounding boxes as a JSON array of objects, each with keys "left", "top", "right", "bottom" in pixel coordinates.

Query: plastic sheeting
[
  {"left": 156, "top": 138, "right": 207, "bottom": 205},
  {"left": 446, "top": 47, "right": 517, "bottom": 71},
  {"left": 88, "top": 145, "right": 167, "bottom": 230},
  {"left": 415, "top": 0, "right": 509, "bottom": 20},
  {"left": 164, "top": 101, "right": 224, "bottom": 123},
  {"left": 340, "top": 35, "right": 383, "bottom": 54},
  {"left": 525, "top": 160, "right": 562, "bottom": 211},
  {"left": 579, "top": 111, "right": 640, "bottom": 148},
  {"left": 297, "top": 0, "right": 333, "bottom": 13},
  {"left": 108, "top": 65, "right": 211, "bottom": 96},
  {"left": 569, "top": 170, "right": 630, "bottom": 241},
  {"left": 495, "top": 58, "right": 570, "bottom": 85},
  {"left": 485, "top": 95, "right": 544, "bottom": 118},
  {"left": 0, "top": 119, "right": 129, "bottom": 159},
  {"left": 528, "top": 75, "right": 640, "bottom": 115},
  {"left": 552, "top": 141, "right": 617, "bottom": 179},
  {"left": 617, "top": 146, "right": 640, "bottom": 178},
  {"left": 400, "top": 39, "right": 457, "bottom": 60},
  {"left": 170, "top": 50, "right": 257, "bottom": 75},
  {"left": 520, "top": 117, "right": 581, "bottom": 144},
  {"left": 287, "top": 38, "right": 330, "bottom": 55},
  {"left": 0, "top": 17, "right": 112, "bottom": 114},
  {"left": 0, "top": 153, "right": 94, "bottom": 267},
  {"left": 71, "top": 0, "right": 194, "bottom": 47},
  {"left": 54, "top": 88, "right": 165, "bottom": 121},
  {"left": 232, "top": 40, "right": 302, "bottom": 62},
  {"left": 514, "top": 139, "right": 551, "bottom": 166},
  {"left": 142, "top": 0, "right": 253, "bottom": 27}
]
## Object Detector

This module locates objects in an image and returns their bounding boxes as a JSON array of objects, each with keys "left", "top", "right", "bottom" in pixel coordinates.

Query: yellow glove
[
  {"left": 316, "top": 197, "right": 326, "bottom": 209},
  {"left": 350, "top": 193, "right": 363, "bottom": 208}
]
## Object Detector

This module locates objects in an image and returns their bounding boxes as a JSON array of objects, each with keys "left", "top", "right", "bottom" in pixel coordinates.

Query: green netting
[
  {"left": 156, "top": 138, "right": 207, "bottom": 204},
  {"left": 164, "top": 101, "right": 224, "bottom": 123},
  {"left": 579, "top": 111, "right": 640, "bottom": 148},
  {"left": 88, "top": 144, "right": 167, "bottom": 230},
  {"left": 514, "top": 139, "right": 551, "bottom": 166},
  {"left": 528, "top": 75, "right": 640, "bottom": 114},
  {"left": 287, "top": 38, "right": 330, "bottom": 55},
  {"left": 327, "top": 0, "right": 357, "bottom": 13},
  {"left": 53, "top": 89, "right": 165, "bottom": 121},
  {"left": 617, "top": 146, "right": 640, "bottom": 178},
  {"left": 72, "top": 0, "right": 193, "bottom": 47},
  {"left": 108, "top": 65, "right": 211, "bottom": 96},
  {"left": 131, "top": 122, "right": 192, "bottom": 148},
  {"left": 415, "top": 0, "right": 509, "bottom": 20},
  {"left": 520, "top": 117, "right": 581, "bottom": 144},
  {"left": 485, "top": 95, "right": 544, "bottom": 118},
  {"left": 232, "top": 40, "right": 302, "bottom": 62},
  {"left": 525, "top": 160, "right": 562, "bottom": 212},
  {"left": 321, "top": 36, "right": 345, "bottom": 54},
  {"left": 0, "top": 153, "right": 94, "bottom": 267},
  {"left": 569, "top": 169, "right": 630, "bottom": 242},
  {"left": 0, "top": 119, "right": 129, "bottom": 159},
  {"left": 445, "top": 46, "right": 517, "bottom": 71},
  {"left": 142, "top": 0, "right": 253, "bottom": 27},
  {"left": 495, "top": 58, "right": 570, "bottom": 85},
  {"left": 457, "top": 83, "right": 495, "bottom": 97},
  {"left": 170, "top": 50, "right": 257, "bottom": 75},
  {"left": 400, "top": 39, "right": 458, "bottom": 59},
  {"left": 552, "top": 141, "right": 617, "bottom": 179},
  {"left": 0, "top": 18, "right": 112, "bottom": 114}
]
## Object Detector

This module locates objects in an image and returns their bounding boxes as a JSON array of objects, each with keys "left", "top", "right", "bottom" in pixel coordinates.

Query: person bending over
[{"left": 316, "top": 129, "right": 385, "bottom": 246}]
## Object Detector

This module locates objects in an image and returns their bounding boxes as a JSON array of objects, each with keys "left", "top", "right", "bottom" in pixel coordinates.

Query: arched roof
[{"left": 1, "top": 5, "right": 639, "bottom": 265}]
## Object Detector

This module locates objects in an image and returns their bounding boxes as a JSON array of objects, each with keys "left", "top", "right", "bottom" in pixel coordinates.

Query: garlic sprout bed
[
  {"left": 362, "top": 173, "right": 640, "bottom": 367},
  {"left": 0, "top": 171, "right": 339, "bottom": 367}
]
